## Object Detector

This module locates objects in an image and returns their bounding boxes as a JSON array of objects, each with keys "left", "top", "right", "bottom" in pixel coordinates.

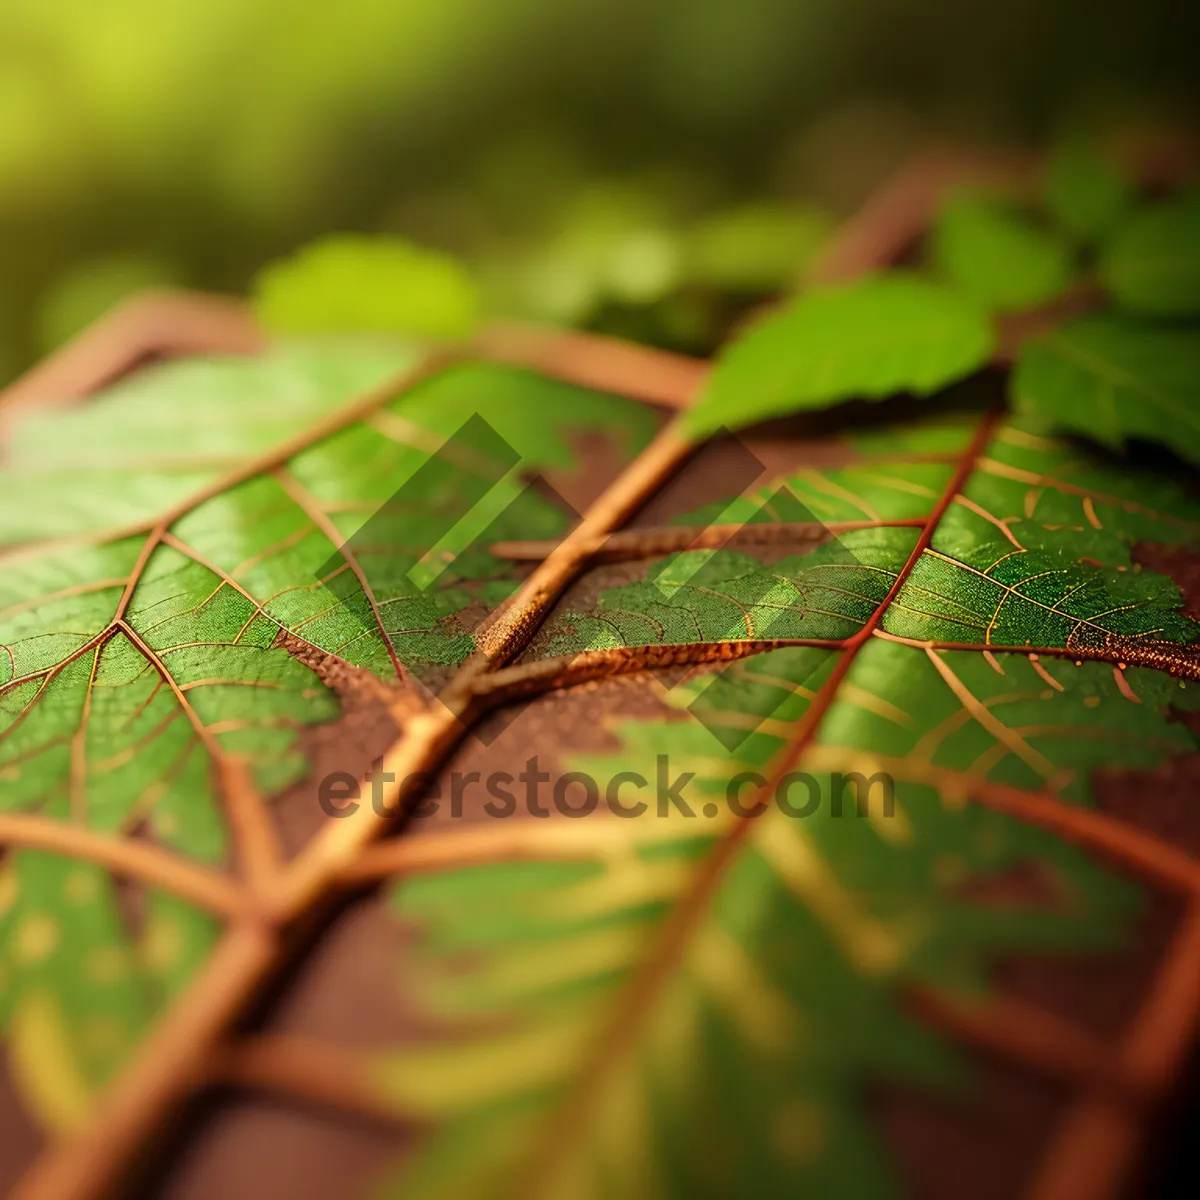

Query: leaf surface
[
  {"left": 369, "top": 410, "right": 1200, "bottom": 1198},
  {"left": 252, "top": 235, "right": 482, "bottom": 339},
  {"left": 1012, "top": 314, "right": 1200, "bottom": 465},
  {"left": 930, "top": 194, "right": 1075, "bottom": 311},
  {"left": 685, "top": 274, "right": 995, "bottom": 440},
  {"left": 1099, "top": 193, "right": 1200, "bottom": 315},
  {"left": 0, "top": 343, "right": 653, "bottom": 1127},
  {"left": 1044, "top": 142, "right": 1133, "bottom": 241}
]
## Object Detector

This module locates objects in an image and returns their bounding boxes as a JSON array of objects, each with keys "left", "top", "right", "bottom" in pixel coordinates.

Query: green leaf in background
[
  {"left": 1099, "top": 192, "right": 1200, "bottom": 315},
  {"left": 1012, "top": 313, "right": 1200, "bottom": 465},
  {"left": 930, "top": 194, "right": 1076, "bottom": 311},
  {"left": 1044, "top": 141, "right": 1134, "bottom": 241},
  {"left": 685, "top": 273, "right": 995, "bottom": 440},
  {"left": 685, "top": 202, "right": 833, "bottom": 292},
  {"left": 252, "top": 235, "right": 482, "bottom": 339}
]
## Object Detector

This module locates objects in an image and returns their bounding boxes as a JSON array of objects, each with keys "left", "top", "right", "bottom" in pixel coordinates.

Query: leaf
[
  {"left": 371, "top": 410, "right": 1199, "bottom": 1198},
  {"left": 685, "top": 273, "right": 995, "bottom": 440},
  {"left": 252, "top": 235, "right": 482, "bottom": 339},
  {"left": 1012, "top": 313, "right": 1200, "bottom": 465},
  {"left": 539, "top": 413, "right": 1200, "bottom": 668},
  {"left": 1099, "top": 192, "right": 1200, "bottom": 316},
  {"left": 378, "top": 640, "right": 1156, "bottom": 1196},
  {"left": 930, "top": 194, "right": 1076, "bottom": 311},
  {"left": 0, "top": 342, "right": 654, "bottom": 1128},
  {"left": 685, "top": 203, "right": 833, "bottom": 291},
  {"left": 1044, "top": 142, "right": 1133, "bottom": 241}
]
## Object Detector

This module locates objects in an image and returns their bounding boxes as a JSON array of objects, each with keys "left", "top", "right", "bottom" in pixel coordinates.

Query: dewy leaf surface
[
  {"left": 684, "top": 273, "right": 995, "bottom": 440},
  {"left": 1012, "top": 314, "right": 1200, "bottom": 467},
  {"left": 0, "top": 342, "right": 655, "bottom": 1129},
  {"left": 538, "top": 414, "right": 1200, "bottom": 670}
]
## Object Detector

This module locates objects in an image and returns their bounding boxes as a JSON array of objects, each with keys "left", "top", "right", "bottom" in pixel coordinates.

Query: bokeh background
[{"left": 1, "top": 0, "right": 1196, "bottom": 382}]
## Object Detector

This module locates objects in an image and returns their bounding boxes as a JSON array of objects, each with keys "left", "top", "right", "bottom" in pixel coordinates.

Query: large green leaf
[
  {"left": 1012, "top": 314, "right": 1200, "bottom": 466},
  {"left": 370, "top": 410, "right": 1199, "bottom": 1198},
  {"left": 684, "top": 273, "right": 995, "bottom": 440},
  {"left": 0, "top": 344, "right": 654, "bottom": 1128},
  {"left": 1099, "top": 192, "right": 1200, "bottom": 316}
]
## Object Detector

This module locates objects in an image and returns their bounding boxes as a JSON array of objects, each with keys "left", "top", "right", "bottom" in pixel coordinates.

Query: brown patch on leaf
[
  {"left": 954, "top": 860, "right": 1069, "bottom": 910},
  {"left": 268, "top": 632, "right": 413, "bottom": 859},
  {"left": 1134, "top": 542, "right": 1200, "bottom": 621}
]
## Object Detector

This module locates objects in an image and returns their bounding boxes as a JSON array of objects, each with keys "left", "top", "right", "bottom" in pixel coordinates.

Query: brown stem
[
  {"left": 873, "top": 629, "right": 1200, "bottom": 682},
  {"left": 0, "top": 813, "right": 245, "bottom": 917},
  {"left": 473, "top": 638, "right": 846, "bottom": 706},
  {"left": 491, "top": 518, "right": 925, "bottom": 563},
  {"left": 0, "top": 290, "right": 262, "bottom": 426},
  {"left": 907, "top": 988, "right": 1143, "bottom": 1099},
  {"left": 472, "top": 319, "right": 707, "bottom": 411},
  {"left": 213, "top": 1035, "right": 409, "bottom": 1129},
  {"left": 808, "top": 145, "right": 1039, "bottom": 285}
]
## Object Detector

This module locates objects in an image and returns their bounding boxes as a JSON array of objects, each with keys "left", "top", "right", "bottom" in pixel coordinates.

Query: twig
[
  {"left": 491, "top": 518, "right": 926, "bottom": 563},
  {"left": 0, "top": 813, "right": 245, "bottom": 917},
  {"left": 807, "top": 145, "right": 1039, "bottom": 286},
  {"left": 907, "top": 988, "right": 1145, "bottom": 1099},
  {"left": 0, "top": 290, "right": 262, "bottom": 426},
  {"left": 472, "top": 638, "right": 846, "bottom": 706},
  {"left": 473, "top": 319, "right": 707, "bottom": 411},
  {"left": 213, "top": 1035, "right": 409, "bottom": 1129}
]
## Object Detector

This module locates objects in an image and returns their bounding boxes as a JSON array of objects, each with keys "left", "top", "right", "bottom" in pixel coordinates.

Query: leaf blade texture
[{"left": 685, "top": 273, "right": 995, "bottom": 440}]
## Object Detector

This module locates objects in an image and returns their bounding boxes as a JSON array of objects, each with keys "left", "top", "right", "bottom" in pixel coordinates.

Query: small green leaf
[
  {"left": 686, "top": 273, "right": 995, "bottom": 440},
  {"left": 931, "top": 194, "right": 1075, "bottom": 311},
  {"left": 1100, "top": 193, "right": 1200, "bottom": 315},
  {"left": 252, "top": 235, "right": 481, "bottom": 339},
  {"left": 686, "top": 203, "right": 832, "bottom": 291},
  {"left": 1012, "top": 314, "right": 1200, "bottom": 464},
  {"left": 1044, "top": 142, "right": 1133, "bottom": 241}
]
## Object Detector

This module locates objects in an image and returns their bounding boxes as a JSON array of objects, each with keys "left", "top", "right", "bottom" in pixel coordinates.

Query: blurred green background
[{"left": 1, "top": 0, "right": 1196, "bottom": 381}]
